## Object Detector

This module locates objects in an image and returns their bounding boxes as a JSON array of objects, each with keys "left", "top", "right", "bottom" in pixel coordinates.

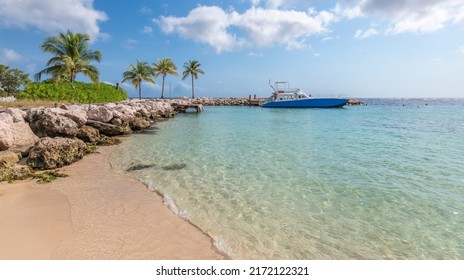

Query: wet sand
[{"left": 0, "top": 145, "right": 224, "bottom": 260}]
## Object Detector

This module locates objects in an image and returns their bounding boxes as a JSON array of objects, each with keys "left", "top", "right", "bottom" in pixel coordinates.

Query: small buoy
[{"left": 453, "top": 211, "right": 458, "bottom": 215}]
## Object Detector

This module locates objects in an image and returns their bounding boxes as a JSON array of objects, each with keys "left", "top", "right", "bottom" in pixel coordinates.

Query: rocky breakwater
[
  {"left": 168, "top": 97, "right": 252, "bottom": 106},
  {"left": 0, "top": 99, "right": 176, "bottom": 182}
]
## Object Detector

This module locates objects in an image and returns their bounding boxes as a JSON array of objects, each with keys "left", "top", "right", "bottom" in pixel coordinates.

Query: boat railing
[{"left": 311, "top": 93, "right": 347, "bottom": 99}]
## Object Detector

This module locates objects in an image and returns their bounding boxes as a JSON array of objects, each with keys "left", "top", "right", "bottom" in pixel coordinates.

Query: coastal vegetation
[
  {"left": 18, "top": 81, "right": 127, "bottom": 103},
  {"left": 1, "top": 30, "right": 205, "bottom": 103},
  {"left": 153, "top": 58, "right": 178, "bottom": 99},
  {"left": 182, "top": 60, "right": 204, "bottom": 99},
  {"left": 122, "top": 60, "right": 155, "bottom": 100},
  {"left": 0, "top": 64, "right": 30, "bottom": 97},
  {"left": 34, "top": 30, "right": 102, "bottom": 83}
]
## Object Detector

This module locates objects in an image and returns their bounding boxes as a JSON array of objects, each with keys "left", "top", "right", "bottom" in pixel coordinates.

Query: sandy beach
[{"left": 0, "top": 145, "right": 225, "bottom": 260}]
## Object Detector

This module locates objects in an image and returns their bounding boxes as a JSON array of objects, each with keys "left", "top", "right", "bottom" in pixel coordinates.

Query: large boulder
[
  {"left": 5, "top": 108, "right": 26, "bottom": 122},
  {"left": 9, "top": 122, "right": 40, "bottom": 155},
  {"left": 0, "top": 120, "right": 13, "bottom": 151},
  {"left": 76, "top": 125, "right": 101, "bottom": 143},
  {"left": 129, "top": 117, "right": 151, "bottom": 131},
  {"left": 0, "top": 112, "right": 14, "bottom": 124},
  {"left": 27, "top": 108, "right": 79, "bottom": 138},
  {"left": 0, "top": 150, "right": 20, "bottom": 168},
  {"left": 59, "top": 105, "right": 88, "bottom": 127},
  {"left": 27, "top": 137, "right": 87, "bottom": 170},
  {"left": 111, "top": 104, "right": 136, "bottom": 121},
  {"left": 87, "top": 106, "right": 113, "bottom": 123},
  {"left": 86, "top": 120, "right": 131, "bottom": 136}
]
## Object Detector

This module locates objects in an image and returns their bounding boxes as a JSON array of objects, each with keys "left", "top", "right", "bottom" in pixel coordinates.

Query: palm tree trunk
[
  {"left": 138, "top": 85, "right": 142, "bottom": 100},
  {"left": 161, "top": 75, "right": 165, "bottom": 99},
  {"left": 191, "top": 75, "right": 195, "bottom": 99}
]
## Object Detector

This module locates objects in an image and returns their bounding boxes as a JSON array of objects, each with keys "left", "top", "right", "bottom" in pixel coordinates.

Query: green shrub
[{"left": 18, "top": 81, "right": 128, "bottom": 103}]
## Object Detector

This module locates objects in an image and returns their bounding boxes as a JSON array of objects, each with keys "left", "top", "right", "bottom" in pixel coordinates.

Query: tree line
[{"left": 1, "top": 30, "right": 204, "bottom": 99}]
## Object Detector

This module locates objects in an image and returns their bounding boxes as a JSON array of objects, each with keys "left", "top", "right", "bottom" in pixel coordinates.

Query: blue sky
[{"left": 1, "top": 0, "right": 464, "bottom": 98}]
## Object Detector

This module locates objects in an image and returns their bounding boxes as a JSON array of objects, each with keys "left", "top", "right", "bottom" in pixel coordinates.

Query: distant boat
[{"left": 259, "top": 81, "right": 348, "bottom": 108}]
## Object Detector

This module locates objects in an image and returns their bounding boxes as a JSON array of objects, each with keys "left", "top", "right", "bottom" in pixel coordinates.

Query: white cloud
[
  {"left": 141, "top": 26, "right": 153, "bottom": 34},
  {"left": 159, "top": 6, "right": 246, "bottom": 53},
  {"left": 124, "top": 39, "right": 138, "bottom": 49},
  {"left": 140, "top": 7, "right": 152, "bottom": 14},
  {"left": 0, "top": 48, "right": 22, "bottom": 64},
  {"left": 354, "top": 27, "right": 378, "bottom": 39},
  {"left": 247, "top": 52, "right": 264, "bottom": 57},
  {"left": 386, "top": 6, "right": 450, "bottom": 34},
  {"left": 339, "top": 0, "right": 464, "bottom": 35},
  {"left": 235, "top": 8, "right": 335, "bottom": 50},
  {"left": 158, "top": 5, "right": 336, "bottom": 53},
  {"left": 0, "top": 0, "right": 107, "bottom": 40},
  {"left": 334, "top": 2, "right": 365, "bottom": 19},
  {"left": 458, "top": 45, "right": 464, "bottom": 54}
]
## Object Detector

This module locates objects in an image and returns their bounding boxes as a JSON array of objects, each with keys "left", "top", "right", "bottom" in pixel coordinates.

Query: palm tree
[
  {"left": 122, "top": 60, "right": 155, "bottom": 99},
  {"left": 182, "top": 60, "right": 204, "bottom": 99},
  {"left": 34, "top": 30, "right": 102, "bottom": 83},
  {"left": 153, "top": 58, "right": 178, "bottom": 99}
]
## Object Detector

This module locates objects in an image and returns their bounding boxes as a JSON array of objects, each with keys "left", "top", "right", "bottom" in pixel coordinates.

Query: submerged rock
[
  {"left": 126, "top": 164, "right": 156, "bottom": 172},
  {"left": 162, "top": 163, "right": 187, "bottom": 170},
  {"left": 27, "top": 137, "right": 87, "bottom": 170}
]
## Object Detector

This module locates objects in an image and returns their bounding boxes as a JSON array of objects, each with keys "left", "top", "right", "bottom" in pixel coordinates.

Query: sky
[{"left": 1, "top": 0, "right": 464, "bottom": 98}]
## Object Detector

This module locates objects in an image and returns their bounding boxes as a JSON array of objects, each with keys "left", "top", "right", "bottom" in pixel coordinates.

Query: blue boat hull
[{"left": 262, "top": 98, "right": 348, "bottom": 108}]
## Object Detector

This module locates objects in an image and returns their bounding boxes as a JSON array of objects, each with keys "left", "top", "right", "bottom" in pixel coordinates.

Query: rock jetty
[{"left": 0, "top": 99, "right": 177, "bottom": 182}]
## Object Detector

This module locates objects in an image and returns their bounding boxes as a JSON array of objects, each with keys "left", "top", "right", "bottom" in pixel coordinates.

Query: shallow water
[{"left": 110, "top": 99, "right": 464, "bottom": 259}]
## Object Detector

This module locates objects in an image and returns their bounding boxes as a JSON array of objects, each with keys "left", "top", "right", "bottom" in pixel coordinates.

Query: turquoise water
[{"left": 110, "top": 99, "right": 464, "bottom": 259}]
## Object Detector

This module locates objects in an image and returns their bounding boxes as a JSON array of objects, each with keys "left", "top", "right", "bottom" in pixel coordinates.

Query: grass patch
[{"left": 0, "top": 99, "right": 68, "bottom": 108}]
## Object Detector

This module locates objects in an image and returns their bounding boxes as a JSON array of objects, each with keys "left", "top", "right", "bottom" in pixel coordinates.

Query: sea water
[{"left": 110, "top": 99, "right": 464, "bottom": 259}]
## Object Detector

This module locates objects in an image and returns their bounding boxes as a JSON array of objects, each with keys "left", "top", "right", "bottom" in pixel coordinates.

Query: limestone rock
[
  {"left": 97, "top": 135, "right": 122, "bottom": 146},
  {"left": 5, "top": 107, "right": 26, "bottom": 122},
  {"left": 27, "top": 137, "right": 87, "bottom": 170},
  {"left": 9, "top": 122, "right": 40, "bottom": 155},
  {"left": 76, "top": 125, "right": 101, "bottom": 143},
  {"left": 0, "top": 112, "right": 13, "bottom": 124},
  {"left": 0, "top": 150, "right": 20, "bottom": 168},
  {"left": 87, "top": 106, "right": 113, "bottom": 123},
  {"left": 59, "top": 104, "right": 88, "bottom": 127},
  {"left": 129, "top": 117, "right": 151, "bottom": 131},
  {"left": 0, "top": 120, "right": 13, "bottom": 151},
  {"left": 112, "top": 104, "right": 136, "bottom": 120},
  {"left": 27, "top": 108, "right": 79, "bottom": 138},
  {"left": 86, "top": 120, "right": 131, "bottom": 136}
]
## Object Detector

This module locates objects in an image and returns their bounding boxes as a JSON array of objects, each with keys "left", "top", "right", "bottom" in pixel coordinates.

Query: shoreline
[{"left": 0, "top": 144, "right": 226, "bottom": 260}]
